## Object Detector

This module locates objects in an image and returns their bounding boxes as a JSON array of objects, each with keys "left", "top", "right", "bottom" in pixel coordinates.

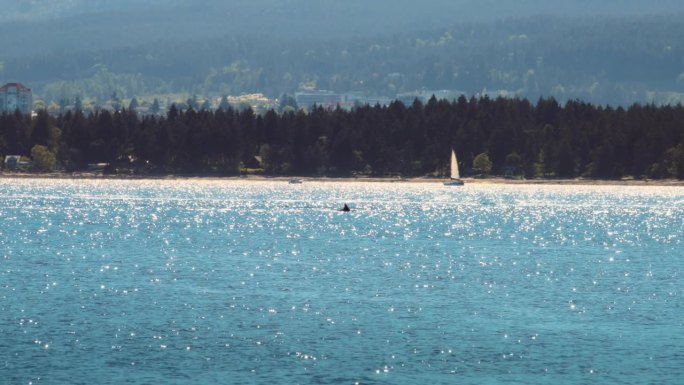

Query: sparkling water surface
[{"left": 1, "top": 179, "right": 682, "bottom": 384}]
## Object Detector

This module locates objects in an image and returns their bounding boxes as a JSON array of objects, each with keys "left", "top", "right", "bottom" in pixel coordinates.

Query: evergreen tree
[
  {"left": 218, "top": 96, "right": 230, "bottom": 111},
  {"left": 279, "top": 94, "right": 298, "bottom": 112},
  {"left": 150, "top": 98, "right": 161, "bottom": 114},
  {"left": 128, "top": 97, "right": 139, "bottom": 111},
  {"left": 30, "top": 110, "right": 52, "bottom": 146},
  {"left": 187, "top": 95, "right": 200, "bottom": 110},
  {"left": 201, "top": 99, "right": 212, "bottom": 111}
]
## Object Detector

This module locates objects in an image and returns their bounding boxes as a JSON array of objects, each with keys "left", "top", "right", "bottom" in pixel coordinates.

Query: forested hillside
[
  {"left": 1, "top": 1, "right": 684, "bottom": 106},
  {"left": 2, "top": 97, "right": 683, "bottom": 179}
]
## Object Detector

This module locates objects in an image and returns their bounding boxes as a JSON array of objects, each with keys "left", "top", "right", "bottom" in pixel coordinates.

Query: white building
[{"left": 0, "top": 82, "right": 33, "bottom": 115}]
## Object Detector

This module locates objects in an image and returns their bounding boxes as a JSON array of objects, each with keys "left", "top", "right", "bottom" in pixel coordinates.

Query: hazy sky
[{"left": 3, "top": 0, "right": 684, "bottom": 54}]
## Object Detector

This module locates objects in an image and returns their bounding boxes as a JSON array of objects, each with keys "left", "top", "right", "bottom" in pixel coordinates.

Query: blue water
[{"left": 1, "top": 179, "right": 682, "bottom": 384}]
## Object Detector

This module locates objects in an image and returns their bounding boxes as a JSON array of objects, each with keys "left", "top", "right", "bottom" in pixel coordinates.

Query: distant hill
[
  {"left": 2, "top": 0, "right": 684, "bottom": 24},
  {"left": 3, "top": 0, "right": 684, "bottom": 55},
  {"left": 1, "top": 1, "right": 684, "bottom": 106}
]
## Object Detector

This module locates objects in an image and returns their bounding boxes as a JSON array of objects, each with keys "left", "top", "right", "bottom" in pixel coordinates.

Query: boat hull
[{"left": 443, "top": 179, "right": 464, "bottom": 186}]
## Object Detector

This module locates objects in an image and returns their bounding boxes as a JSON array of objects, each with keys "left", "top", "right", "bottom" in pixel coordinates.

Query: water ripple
[{"left": 1, "top": 179, "right": 682, "bottom": 384}]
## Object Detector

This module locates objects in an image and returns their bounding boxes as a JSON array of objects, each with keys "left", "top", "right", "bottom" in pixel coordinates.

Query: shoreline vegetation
[
  {"left": 2, "top": 172, "right": 683, "bottom": 186},
  {"left": 2, "top": 96, "right": 683, "bottom": 181}
]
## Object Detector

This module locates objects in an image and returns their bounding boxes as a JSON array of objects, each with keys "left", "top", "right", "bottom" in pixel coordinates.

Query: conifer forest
[{"left": 2, "top": 96, "right": 683, "bottom": 179}]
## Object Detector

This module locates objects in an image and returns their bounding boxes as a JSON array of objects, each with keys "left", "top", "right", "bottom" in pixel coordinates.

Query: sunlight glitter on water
[{"left": 1, "top": 179, "right": 683, "bottom": 384}]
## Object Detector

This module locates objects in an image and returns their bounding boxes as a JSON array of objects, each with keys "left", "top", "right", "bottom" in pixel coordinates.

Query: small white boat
[
  {"left": 288, "top": 178, "right": 303, "bottom": 184},
  {"left": 444, "top": 149, "right": 464, "bottom": 186}
]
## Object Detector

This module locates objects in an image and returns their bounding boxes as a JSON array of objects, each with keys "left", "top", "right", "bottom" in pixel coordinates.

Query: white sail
[{"left": 450, "top": 150, "right": 460, "bottom": 179}]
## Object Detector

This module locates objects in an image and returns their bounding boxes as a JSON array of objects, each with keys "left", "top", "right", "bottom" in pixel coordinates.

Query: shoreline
[{"left": 2, "top": 172, "right": 683, "bottom": 186}]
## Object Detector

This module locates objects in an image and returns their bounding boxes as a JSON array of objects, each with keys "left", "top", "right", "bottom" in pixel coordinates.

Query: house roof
[{"left": 0, "top": 83, "right": 31, "bottom": 92}]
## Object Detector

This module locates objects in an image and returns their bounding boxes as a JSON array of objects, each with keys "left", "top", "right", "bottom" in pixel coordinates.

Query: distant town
[{"left": 0, "top": 81, "right": 515, "bottom": 117}]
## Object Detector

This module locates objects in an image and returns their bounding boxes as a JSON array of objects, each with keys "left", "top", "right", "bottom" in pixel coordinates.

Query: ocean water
[{"left": 1, "top": 179, "right": 682, "bottom": 385}]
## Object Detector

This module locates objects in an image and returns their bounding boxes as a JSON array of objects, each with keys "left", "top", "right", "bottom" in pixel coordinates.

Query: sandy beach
[{"left": 2, "top": 171, "right": 683, "bottom": 186}]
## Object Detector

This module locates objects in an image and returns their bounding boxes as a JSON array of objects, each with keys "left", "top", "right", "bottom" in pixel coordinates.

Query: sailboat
[{"left": 443, "top": 149, "right": 464, "bottom": 186}]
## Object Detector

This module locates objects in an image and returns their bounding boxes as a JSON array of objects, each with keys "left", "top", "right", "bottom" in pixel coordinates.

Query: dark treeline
[{"left": 1, "top": 96, "right": 684, "bottom": 179}]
